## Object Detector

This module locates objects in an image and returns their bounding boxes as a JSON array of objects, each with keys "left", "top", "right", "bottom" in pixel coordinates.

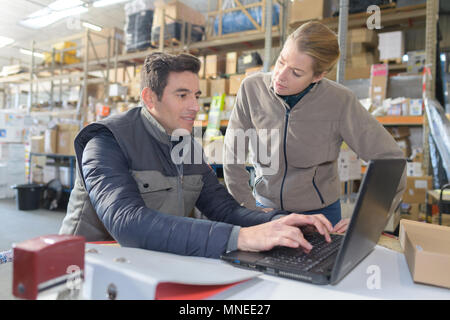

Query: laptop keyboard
[{"left": 259, "top": 233, "right": 344, "bottom": 272}]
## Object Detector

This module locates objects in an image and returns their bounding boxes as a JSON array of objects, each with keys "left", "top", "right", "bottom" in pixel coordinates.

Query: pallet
[
  {"left": 381, "top": 58, "right": 403, "bottom": 65},
  {"left": 151, "top": 38, "right": 182, "bottom": 48}
]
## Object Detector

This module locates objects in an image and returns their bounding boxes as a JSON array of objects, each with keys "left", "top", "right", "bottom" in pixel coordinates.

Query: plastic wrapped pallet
[
  {"left": 151, "top": 0, "right": 205, "bottom": 45},
  {"left": 124, "top": 0, "right": 155, "bottom": 52},
  {"left": 214, "top": 0, "right": 279, "bottom": 35}
]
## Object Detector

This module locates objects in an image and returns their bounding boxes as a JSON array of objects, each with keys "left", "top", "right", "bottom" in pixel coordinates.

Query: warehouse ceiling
[{"left": 0, "top": 0, "right": 209, "bottom": 69}]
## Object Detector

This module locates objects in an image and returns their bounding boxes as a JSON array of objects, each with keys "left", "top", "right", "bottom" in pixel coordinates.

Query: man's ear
[{"left": 141, "top": 87, "right": 156, "bottom": 110}]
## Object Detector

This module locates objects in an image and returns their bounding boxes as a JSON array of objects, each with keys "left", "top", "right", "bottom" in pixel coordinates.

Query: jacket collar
[
  {"left": 140, "top": 105, "right": 172, "bottom": 145},
  {"left": 267, "top": 72, "right": 321, "bottom": 99}
]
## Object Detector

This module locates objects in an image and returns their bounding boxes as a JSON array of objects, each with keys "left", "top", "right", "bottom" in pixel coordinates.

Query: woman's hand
[{"left": 332, "top": 218, "right": 350, "bottom": 234}]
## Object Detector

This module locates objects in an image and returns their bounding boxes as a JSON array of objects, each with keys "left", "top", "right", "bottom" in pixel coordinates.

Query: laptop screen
[{"left": 330, "top": 158, "right": 406, "bottom": 284}]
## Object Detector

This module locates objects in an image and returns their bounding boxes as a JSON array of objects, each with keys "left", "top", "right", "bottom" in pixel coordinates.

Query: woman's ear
[
  {"left": 312, "top": 71, "right": 327, "bottom": 83},
  {"left": 141, "top": 87, "right": 155, "bottom": 110}
]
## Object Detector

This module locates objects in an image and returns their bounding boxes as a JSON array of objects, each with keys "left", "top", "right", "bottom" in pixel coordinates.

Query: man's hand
[
  {"left": 237, "top": 213, "right": 333, "bottom": 253},
  {"left": 332, "top": 218, "right": 350, "bottom": 234}
]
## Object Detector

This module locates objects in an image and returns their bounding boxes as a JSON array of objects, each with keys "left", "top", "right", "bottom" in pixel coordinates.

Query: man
[{"left": 59, "top": 52, "right": 333, "bottom": 258}]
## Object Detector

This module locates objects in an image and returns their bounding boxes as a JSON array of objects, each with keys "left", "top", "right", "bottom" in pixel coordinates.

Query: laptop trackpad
[{"left": 223, "top": 250, "right": 266, "bottom": 265}]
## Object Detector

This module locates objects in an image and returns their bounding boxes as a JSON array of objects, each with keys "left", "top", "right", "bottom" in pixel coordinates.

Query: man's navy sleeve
[
  {"left": 195, "top": 168, "right": 289, "bottom": 226},
  {"left": 81, "top": 129, "right": 234, "bottom": 258}
]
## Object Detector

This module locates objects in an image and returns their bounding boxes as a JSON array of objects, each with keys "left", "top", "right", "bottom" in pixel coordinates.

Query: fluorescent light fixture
[
  {"left": 402, "top": 54, "right": 408, "bottom": 62},
  {"left": 93, "top": 0, "right": 130, "bottom": 8},
  {"left": 0, "top": 36, "right": 14, "bottom": 48},
  {"left": 82, "top": 22, "right": 102, "bottom": 32},
  {"left": 441, "top": 53, "right": 446, "bottom": 62},
  {"left": 20, "top": 0, "right": 88, "bottom": 29},
  {"left": 20, "top": 48, "right": 45, "bottom": 59}
]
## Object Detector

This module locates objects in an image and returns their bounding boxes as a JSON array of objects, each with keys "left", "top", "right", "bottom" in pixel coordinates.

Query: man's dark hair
[{"left": 141, "top": 52, "right": 201, "bottom": 101}]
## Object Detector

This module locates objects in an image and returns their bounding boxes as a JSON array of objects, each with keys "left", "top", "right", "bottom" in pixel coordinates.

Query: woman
[{"left": 223, "top": 21, "right": 405, "bottom": 233}]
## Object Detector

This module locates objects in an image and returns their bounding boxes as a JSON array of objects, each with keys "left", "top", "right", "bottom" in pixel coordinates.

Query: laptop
[{"left": 221, "top": 158, "right": 406, "bottom": 285}]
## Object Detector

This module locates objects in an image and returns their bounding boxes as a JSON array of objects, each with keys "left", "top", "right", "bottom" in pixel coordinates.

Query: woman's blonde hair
[{"left": 288, "top": 21, "right": 340, "bottom": 76}]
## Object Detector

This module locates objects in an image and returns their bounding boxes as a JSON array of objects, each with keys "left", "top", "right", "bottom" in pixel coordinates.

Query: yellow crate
[
  {"left": 52, "top": 41, "right": 77, "bottom": 56},
  {"left": 43, "top": 52, "right": 80, "bottom": 65}
]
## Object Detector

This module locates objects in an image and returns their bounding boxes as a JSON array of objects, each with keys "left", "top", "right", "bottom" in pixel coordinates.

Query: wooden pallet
[
  {"left": 151, "top": 38, "right": 183, "bottom": 48},
  {"left": 381, "top": 57, "right": 403, "bottom": 65}
]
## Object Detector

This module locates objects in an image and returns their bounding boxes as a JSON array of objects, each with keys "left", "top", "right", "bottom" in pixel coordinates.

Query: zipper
[
  {"left": 254, "top": 176, "right": 263, "bottom": 188},
  {"left": 279, "top": 108, "right": 291, "bottom": 211},
  {"left": 170, "top": 139, "right": 185, "bottom": 216},
  {"left": 312, "top": 167, "right": 325, "bottom": 205}
]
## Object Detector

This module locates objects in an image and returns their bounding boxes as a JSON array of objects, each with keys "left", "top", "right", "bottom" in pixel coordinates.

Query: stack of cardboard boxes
[
  {"left": 39, "top": 124, "right": 79, "bottom": 156},
  {"left": 326, "top": 28, "right": 379, "bottom": 81},
  {"left": 151, "top": 0, "right": 205, "bottom": 46},
  {"left": 198, "top": 51, "right": 263, "bottom": 99}
]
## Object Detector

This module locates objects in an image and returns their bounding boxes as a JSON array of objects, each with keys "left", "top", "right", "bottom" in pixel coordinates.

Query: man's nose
[{"left": 189, "top": 97, "right": 200, "bottom": 112}]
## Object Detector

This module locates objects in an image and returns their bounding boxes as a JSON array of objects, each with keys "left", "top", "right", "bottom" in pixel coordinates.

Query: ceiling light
[
  {"left": 0, "top": 36, "right": 14, "bottom": 48},
  {"left": 93, "top": 0, "right": 130, "bottom": 8},
  {"left": 20, "top": 49, "right": 45, "bottom": 59},
  {"left": 20, "top": 0, "right": 88, "bottom": 29},
  {"left": 82, "top": 22, "right": 102, "bottom": 32}
]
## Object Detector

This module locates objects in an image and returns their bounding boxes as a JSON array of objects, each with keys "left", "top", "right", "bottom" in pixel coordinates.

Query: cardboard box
[
  {"left": 378, "top": 31, "right": 404, "bottom": 60},
  {"left": 83, "top": 27, "right": 124, "bottom": 61},
  {"left": 431, "top": 214, "right": 450, "bottom": 227},
  {"left": 369, "top": 64, "right": 388, "bottom": 106},
  {"left": 205, "top": 54, "right": 226, "bottom": 78},
  {"left": 289, "top": 0, "right": 335, "bottom": 24},
  {"left": 348, "top": 53, "right": 376, "bottom": 68},
  {"left": 44, "top": 128, "right": 57, "bottom": 154},
  {"left": 198, "top": 56, "right": 205, "bottom": 79},
  {"left": 347, "top": 42, "right": 373, "bottom": 55},
  {"left": 199, "top": 79, "right": 210, "bottom": 97},
  {"left": 237, "top": 52, "right": 262, "bottom": 74},
  {"left": 59, "top": 166, "right": 73, "bottom": 187},
  {"left": 210, "top": 79, "right": 229, "bottom": 96},
  {"left": 325, "top": 65, "right": 371, "bottom": 81},
  {"left": 0, "top": 127, "right": 24, "bottom": 143},
  {"left": 349, "top": 28, "right": 378, "bottom": 46},
  {"left": 43, "top": 165, "right": 57, "bottom": 183},
  {"left": 399, "top": 219, "right": 450, "bottom": 288},
  {"left": 388, "top": 97, "right": 410, "bottom": 116},
  {"left": 407, "top": 50, "right": 426, "bottom": 74},
  {"left": 409, "top": 99, "right": 423, "bottom": 116},
  {"left": 226, "top": 52, "right": 238, "bottom": 75},
  {"left": 402, "top": 176, "right": 432, "bottom": 204},
  {"left": 30, "top": 136, "right": 45, "bottom": 154},
  {"left": 109, "top": 83, "right": 128, "bottom": 97},
  {"left": 153, "top": 0, "right": 205, "bottom": 27},
  {"left": 229, "top": 74, "right": 246, "bottom": 95},
  {"left": 401, "top": 203, "right": 425, "bottom": 222},
  {"left": 396, "top": 137, "right": 411, "bottom": 158},
  {"left": 407, "top": 162, "right": 423, "bottom": 177},
  {"left": 57, "top": 124, "right": 79, "bottom": 156},
  {"left": 387, "top": 126, "right": 411, "bottom": 139}
]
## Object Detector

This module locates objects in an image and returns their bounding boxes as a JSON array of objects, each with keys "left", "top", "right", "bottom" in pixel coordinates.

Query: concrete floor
[{"left": 0, "top": 198, "right": 66, "bottom": 300}]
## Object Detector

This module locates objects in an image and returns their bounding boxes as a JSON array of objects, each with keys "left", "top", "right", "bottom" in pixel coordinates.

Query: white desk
[
  {"left": 213, "top": 245, "right": 450, "bottom": 300},
  {"left": 2, "top": 244, "right": 449, "bottom": 300},
  {"left": 82, "top": 244, "right": 450, "bottom": 300}
]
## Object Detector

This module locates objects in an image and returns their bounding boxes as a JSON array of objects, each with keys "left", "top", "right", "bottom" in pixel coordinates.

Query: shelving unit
[
  {"left": 28, "top": 152, "right": 76, "bottom": 193},
  {"left": 0, "top": 1, "right": 443, "bottom": 195}
]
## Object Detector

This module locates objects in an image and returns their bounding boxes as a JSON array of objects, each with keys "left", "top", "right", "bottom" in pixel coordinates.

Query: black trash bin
[{"left": 11, "top": 184, "right": 45, "bottom": 211}]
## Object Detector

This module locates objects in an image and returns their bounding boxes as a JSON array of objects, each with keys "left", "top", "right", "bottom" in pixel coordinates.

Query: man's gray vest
[{"left": 59, "top": 106, "right": 205, "bottom": 241}]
